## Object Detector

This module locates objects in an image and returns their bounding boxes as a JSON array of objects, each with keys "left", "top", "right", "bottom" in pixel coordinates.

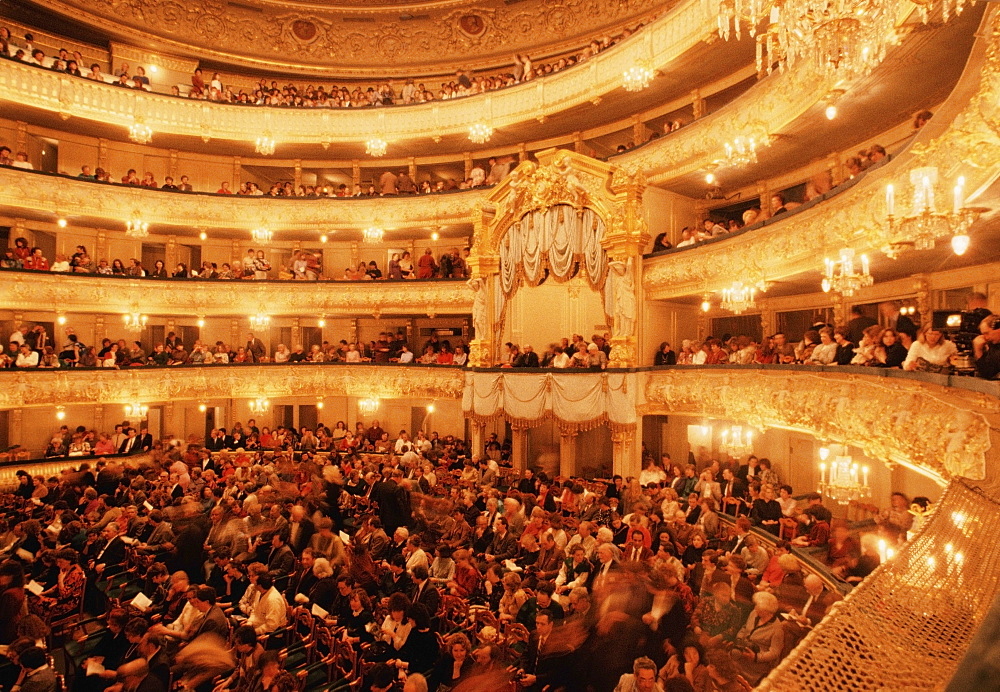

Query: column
[
  {"left": 756, "top": 181, "right": 770, "bottom": 213},
  {"left": 559, "top": 426, "right": 577, "bottom": 479},
  {"left": 168, "top": 149, "right": 179, "bottom": 179},
  {"left": 605, "top": 169, "right": 650, "bottom": 367},
  {"left": 293, "top": 160, "right": 302, "bottom": 190},
  {"left": 15, "top": 121, "right": 27, "bottom": 153},
  {"left": 352, "top": 160, "right": 361, "bottom": 187},
  {"left": 470, "top": 420, "right": 486, "bottom": 460},
  {"left": 230, "top": 319, "right": 241, "bottom": 349},
  {"left": 464, "top": 152, "right": 473, "bottom": 180},
  {"left": 12, "top": 219, "right": 26, "bottom": 245},
  {"left": 511, "top": 423, "right": 530, "bottom": 472},
  {"left": 94, "top": 315, "right": 105, "bottom": 350},
  {"left": 690, "top": 89, "right": 704, "bottom": 119},
  {"left": 349, "top": 319, "right": 359, "bottom": 346},
  {"left": 291, "top": 318, "right": 301, "bottom": 349},
  {"left": 9, "top": 409, "right": 23, "bottom": 449},
  {"left": 573, "top": 132, "right": 584, "bottom": 153},
  {"left": 165, "top": 235, "right": 178, "bottom": 270},
  {"left": 632, "top": 115, "right": 645, "bottom": 144},
  {"left": 98, "top": 138, "right": 109, "bottom": 170},
  {"left": 612, "top": 423, "right": 641, "bottom": 479},
  {"left": 408, "top": 157, "right": 417, "bottom": 182},
  {"left": 518, "top": 143, "right": 527, "bottom": 162},
  {"left": 350, "top": 242, "right": 360, "bottom": 269},
  {"left": 915, "top": 275, "right": 932, "bottom": 328},
  {"left": 93, "top": 405, "right": 105, "bottom": 437},
  {"left": 95, "top": 230, "right": 108, "bottom": 264},
  {"left": 232, "top": 157, "right": 242, "bottom": 190}
]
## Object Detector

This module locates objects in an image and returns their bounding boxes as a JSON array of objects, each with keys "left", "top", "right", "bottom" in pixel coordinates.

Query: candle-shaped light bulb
[
  {"left": 861, "top": 254, "right": 870, "bottom": 276},
  {"left": 953, "top": 182, "right": 963, "bottom": 215},
  {"left": 886, "top": 184, "right": 895, "bottom": 216},
  {"left": 878, "top": 539, "right": 887, "bottom": 562},
  {"left": 862, "top": 466, "right": 869, "bottom": 488},
  {"left": 819, "top": 462, "right": 827, "bottom": 485}
]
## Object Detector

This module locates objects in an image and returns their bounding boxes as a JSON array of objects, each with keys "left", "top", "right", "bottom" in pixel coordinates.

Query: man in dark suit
[
  {"left": 377, "top": 555, "right": 413, "bottom": 600},
  {"left": 93, "top": 522, "right": 127, "bottom": 573},
  {"left": 188, "top": 585, "right": 230, "bottom": 640},
  {"left": 587, "top": 543, "right": 620, "bottom": 592},
  {"left": 287, "top": 506, "right": 315, "bottom": 555},
  {"left": 485, "top": 517, "right": 518, "bottom": 563},
  {"left": 205, "top": 429, "right": 226, "bottom": 452},
  {"left": 117, "top": 658, "right": 165, "bottom": 692},
  {"left": 623, "top": 530, "right": 654, "bottom": 564},
  {"left": 137, "top": 426, "right": 154, "bottom": 452},
  {"left": 16, "top": 647, "right": 57, "bottom": 692},
  {"left": 118, "top": 428, "right": 141, "bottom": 455},
  {"left": 736, "top": 456, "right": 760, "bottom": 484},
  {"left": 285, "top": 549, "right": 318, "bottom": 601},
  {"left": 375, "top": 472, "right": 409, "bottom": 535},
  {"left": 266, "top": 530, "right": 295, "bottom": 578},
  {"left": 245, "top": 333, "right": 265, "bottom": 363},
  {"left": 720, "top": 468, "right": 747, "bottom": 516},
  {"left": 517, "top": 610, "right": 573, "bottom": 691},
  {"left": 410, "top": 565, "right": 440, "bottom": 616}
]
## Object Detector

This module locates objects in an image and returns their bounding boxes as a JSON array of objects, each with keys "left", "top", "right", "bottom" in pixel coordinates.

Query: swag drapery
[{"left": 462, "top": 370, "right": 636, "bottom": 432}]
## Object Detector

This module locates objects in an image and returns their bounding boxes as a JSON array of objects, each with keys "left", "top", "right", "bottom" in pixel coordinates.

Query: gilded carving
[
  {"left": 0, "top": 271, "right": 473, "bottom": 316},
  {"left": 642, "top": 369, "right": 994, "bottom": 481}
]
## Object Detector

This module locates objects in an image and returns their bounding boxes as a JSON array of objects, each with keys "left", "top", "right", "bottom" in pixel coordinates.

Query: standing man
[{"left": 246, "top": 333, "right": 265, "bottom": 363}]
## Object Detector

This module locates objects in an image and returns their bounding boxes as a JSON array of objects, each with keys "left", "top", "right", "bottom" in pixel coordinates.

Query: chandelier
[
  {"left": 909, "top": 0, "right": 970, "bottom": 23},
  {"left": 362, "top": 226, "right": 385, "bottom": 244},
  {"left": 255, "top": 133, "right": 276, "bottom": 156},
  {"left": 723, "top": 136, "right": 760, "bottom": 166},
  {"left": 468, "top": 123, "right": 494, "bottom": 144},
  {"left": 358, "top": 398, "right": 380, "bottom": 415},
  {"left": 129, "top": 121, "right": 152, "bottom": 144},
  {"left": 123, "top": 312, "right": 148, "bottom": 331},
  {"left": 365, "top": 137, "right": 388, "bottom": 157},
  {"left": 720, "top": 281, "right": 758, "bottom": 314},
  {"left": 622, "top": 63, "right": 655, "bottom": 92},
  {"left": 249, "top": 313, "right": 271, "bottom": 328},
  {"left": 817, "top": 445, "right": 870, "bottom": 504},
  {"left": 55, "top": 406, "right": 66, "bottom": 421},
  {"left": 251, "top": 227, "right": 273, "bottom": 243},
  {"left": 124, "top": 402, "right": 149, "bottom": 418},
  {"left": 125, "top": 217, "right": 149, "bottom": 238},
  {"left": 249, "top": 398, "right": 270, "bottom": 414},
  {"left": 885, "top": 168, "right": 985, "bottom": 257},
  {"left": 821, "top": 248, "right": 872, "bottom": 296},
  {"left": 720, "top": 426, "right": 754, "bottom": 457}
]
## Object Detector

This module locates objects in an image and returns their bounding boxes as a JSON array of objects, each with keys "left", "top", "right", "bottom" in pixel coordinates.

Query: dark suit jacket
[
  {"left": 118, "top": 436, "right": 140, "bottom": 454},
  {"left": 487, "top": 531, "right": 518, "bottom": 561},
  {"left": 138, "top": 433, "right": 154, "bottom": 451},
  {"left": 205, "top": 437, "right": 225, "bottom": 452},
  {"left": 135, "top": 673, "right": 166, "bottom": 692},
  {"left": 193, "top": 605, "right": 230, "bottom": 639},
  {"left": 95, "top": 535, "right": 127, "bottom": 567},
  {"left": 288, "top": 519, "right": 315, "bottom": 554},
  {"left": 523, "top": 630, "right": 573, "bottom": 691},
  {"left": 20, "top": 667, "right": 56, "bottom": 692},
  {"left": 412, "top": 580, "right": 440, "bottom": 616},
  {"left": 721, "top": 477, "right": 748, "bottom": 501},
  {"left": 267, "top": 544, "right": 295, "bottom": 577}
]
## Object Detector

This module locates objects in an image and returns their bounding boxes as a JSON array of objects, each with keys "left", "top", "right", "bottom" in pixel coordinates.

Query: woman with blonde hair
[{"left": 903, "top": 324, "right": 958, "bottom": 371}]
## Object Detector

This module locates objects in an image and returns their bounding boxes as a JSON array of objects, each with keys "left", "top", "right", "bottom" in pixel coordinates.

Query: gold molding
[{"left": 0, "top": 271, "right": 473, "bottom": 316}]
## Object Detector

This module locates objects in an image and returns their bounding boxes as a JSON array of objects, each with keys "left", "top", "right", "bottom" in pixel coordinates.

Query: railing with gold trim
[
  {"left": 0, "top": 0, "right": 718, "bottom": 146},
  {"left": 0, "top": 268, "right": 473, "bottom": 316},
  {"left": 0, "top": 166, "right": 484, "bottom": 231}
]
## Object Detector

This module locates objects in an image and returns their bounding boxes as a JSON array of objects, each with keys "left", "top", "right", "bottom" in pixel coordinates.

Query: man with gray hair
[{"left": 613, "top": 656, "right": 662, "bottom": 692}]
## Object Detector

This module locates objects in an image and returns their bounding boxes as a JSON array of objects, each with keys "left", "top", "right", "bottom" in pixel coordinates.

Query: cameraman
[{"left": 974, "top": 314, "right": 1000, "bottom": 380}]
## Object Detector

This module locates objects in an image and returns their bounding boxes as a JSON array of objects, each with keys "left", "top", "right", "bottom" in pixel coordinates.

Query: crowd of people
[
  {"left": 655, "top": 293, "right": 1000, "bottom": 381},
  {"left": 0, "top": 242, "right": 471, "bottom": 282},
  {"left": 0, "top": 412, "right": 902, "bottom": 692},
  {"left": 0, "top": 23, "right": 648, "bottom": 108},
  {"left": 2, "top": 323, "right": 471, "bottom": 370},
  {"left": 493, "top": 334, "right": 614, "bottom": 370}
]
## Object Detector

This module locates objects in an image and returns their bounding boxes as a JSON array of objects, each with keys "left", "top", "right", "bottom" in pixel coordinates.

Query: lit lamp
[
  {"left": 885, "top": 170, "right": 986, "bottom": 256},
  {"left": 362, "top": 226, "right": 385, "bottom": 244},
  {"left": 821, "top": 248, "right": 872, "bottom": 296},
  {"left": 622, "top": 63, "right": 654, "bottom": 92},
  {"left": 123, "top": 312, "right": 148, "bottom": 331},
  {"left": 124, "top": 402, "right": 149, "bottom": 418},
  {"left": 720, "top": 425, "right": 754, "bottom": 457},
  {"left": 249, "top": 313, "right": 271, "bottom": 328},
  {"left": 55, "top": 406, "right": 66, "bottom": 421},
  {"left": 468, "top": 123, "right": 494, "bottom": 144},
  {"left": 255, "top": 133, "right": 276, "bottom": 156},
  {"left": 365, "top": 137, "right": 388, "bottom": 157},
  {"left": 720, "top": 282, "right": 758, "bottom": 314},
  {"left": 129, "top": 121, "right": 153, "bottom": 144},
  {"left": 126, "top": 217, "right": 149, "bottom": 239},
  {"left": 817, "top": 444, "right": 870, "bottom": 504},
  {"left": 358, "top": 398, "right": 380, "bottom": 415},
  {"left": 251, "top": 227, "right": 273, "bottom": 244},
  {"left": 249, "top": 398, "right": 270, "bottom": 414}
]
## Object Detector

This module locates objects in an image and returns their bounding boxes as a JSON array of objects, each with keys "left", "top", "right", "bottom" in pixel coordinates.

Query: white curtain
[{"left": 463, "top": 370, "right": 636, "bottom": 428}]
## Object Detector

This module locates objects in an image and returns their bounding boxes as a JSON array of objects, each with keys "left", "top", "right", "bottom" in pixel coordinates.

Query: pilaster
[
  {"left": 511, "top": 422, "right": 530, "bottom": 472},
  {"left": 559, "top": 427, "right": 578, "bottom": 479}
]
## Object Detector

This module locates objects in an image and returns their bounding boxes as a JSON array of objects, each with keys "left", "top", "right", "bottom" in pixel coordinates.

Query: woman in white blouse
[
  {"left": 807, "top": 327, "right": 838, "bottom": 365},
  {"left": 903, "top": 326, "right": 958, "bottom": 370}
]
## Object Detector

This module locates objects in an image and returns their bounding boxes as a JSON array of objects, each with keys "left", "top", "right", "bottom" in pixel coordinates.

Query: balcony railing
[{"left": 0, "top": 0, "right": 717, "bottom": 146}]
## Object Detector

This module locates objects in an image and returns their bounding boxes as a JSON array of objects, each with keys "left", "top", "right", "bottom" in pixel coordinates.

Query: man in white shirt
[
  {"left": 15, "top": 344, "right": 39, "bottom": 368},
  {"left": 247, "top": 572, "right": 287, "bottom": 634},
  {"left": 398, "top": 345, "right": 414, "bottom": 363},
  {"left": 9, "top": 325, "right": 24, "bottom": 347}
]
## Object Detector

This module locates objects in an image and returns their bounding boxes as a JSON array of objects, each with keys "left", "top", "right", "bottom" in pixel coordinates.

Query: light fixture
[
  {"left": 358, "top": 398, "right": 380, "bottom": 415},
  {"left": 320, "top": 234, "right": 328, "bottom": 243},
  {"left": 197, "top": 316, "right": 206, "bottom": 328},
  {"left": 818, "top": 446, "right": 831, "bottom": 461},
  {"left": 910, "top": 0, "right": 970, "bottom": 23},
  {"left": 723, "top": 136, "right": 759, "bottom": 167},
  {"left": 56, "top": 313, "right": 67, "bottom": 326},
  {"left": 365, "top": 137, "right": 388, "bottom": 157},
  {"left": 123, "top": 312, "right": 148, "bottom": 331},
  {"left": 249, "top": 313, "right": 271, "bottom": 328},
  {"left": 318, "top": 316, "right": 327, "bottom": 328},
  {"left": 817, "top": 444, "right": 870, "bottom": 505},
  {"left": 825, "top": 105, "right": 838, "bottom": 120},
  {"left": 468, "top": 123, "right": 494, "bottom": 144},
  {"left": 426, "top": 404, "right": 435, "bottom": 413},
  {"left": 57, "top": 217, "right": 67, "bottom": 228},
  {"left": 821, "top": 248, "right": 872, "bottom": 297},
  {"left": 255, "top": 133, "right": 276, "bottom": 156},
  {"left": 701, "top": 296, "right": 712, "bottom": 313},
  {"left": 362, "top": 226, "right": 385, "bottom": 244},
  {"left": 55, "top": 406, "right": 66, "bottom": 421},
  {"left": 198, "top": 402, "right": 208, "bottom": 413},
  {"left": 124, "top": 402, "right": 149, "bottom": 418},
  {"left": 126, "top": 217, "right": 149, "bottom": 238},
  {"left": 885, "top": 169, "right": 986, "bottom": 256},
  {"left": 316, "top": 398, "right": 325, "bottom": 410},
  {"left": 129, "top": 121, "right": 153, "bottom": 144},
  {"left": 199, "top": 231, "right": 208, "bottom": 241},
  {"left": 622, "top": 63, "right": 655, "bottom": 92},
  {"left": 720, "top": 425, "right": 754, "bottom": 457},
  {"left": 720, "top": 281, "right": 758, "bottom": 314},
  {"left": 431, "top": 231, "right": 440, "bottom": 241},
  {"left": 251, "top": 227, "right": 273, "bottom": 244},
  {"left": 149, "top": 65, "right": 158, "bottom": 74},
  {"left": 705, "top": 173, "right": 716, "bottom": 185},
  {"left": 248, "top": 398, "right": 270, "bottom": 414}
]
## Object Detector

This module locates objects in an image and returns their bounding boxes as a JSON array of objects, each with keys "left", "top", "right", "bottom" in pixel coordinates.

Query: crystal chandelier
[
  {"left": 251, "top": 227, "right": 273, "bottom": 243},
  {"left": 255, "top": 133, "right": 276, "bottom": 156},
  {"left": 129, "top": 121, "right": 153, "bottom": 144},
  {"left": 909, "top": 0, "right": 970, "bottom": 24},
  {"left": 723, "top": 136, "right": 760, "bottom": 167},
  {"left": 468, "top": 123, "right": 494, "bottom": 144},
  {"left": 249, "top": 398, "right": 270, "bottom": 414},
  {"left": 365, "top": 137, "right": 388, "bottom": 157},
  {"left": 125, "top": 217, "right": 149, "bottom": 238},
  {"left": 817, "top": 445, "right": 870, "bottom": 505},
  {"left": 720, "top": 282, "right": 758, "bottom": 314},
  {"left": 249, "top": 313, "right": 271, "bottom": 328},
  {"left": 716, "top": 0, "right": 768, "bottom": 40},
  {"left": 358, "top": 398, "right": 380, "bottom": 415},
  {"left": 720, "top": 426, "right": 754, "bottom": 457},
  {"left": 55, "top": 405, "right": 66, "bottom": 421},
  {"left": 124, "top": 402, "right": 149, "bottom": 418},
  {"left": 821, "top": 248, "right": 872, "bottom": 296},
  {"left": 885, "top": 168, "right": 985, "bottom": 257},
  {"left": 622, "top": 63, "right": 655, "bottom": 92},
  {"left": 362, "top": 226, "right": 385, "bottom": 244},
  {"left": 123, "top": 312, "right": 148, "bottom": 331}
]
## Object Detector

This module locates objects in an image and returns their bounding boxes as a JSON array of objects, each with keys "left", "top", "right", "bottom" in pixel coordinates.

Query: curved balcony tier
[
  {"left": 0, "top": 2, "right": 737, "bottom": 152},
  {"left": 0, "top": 269, "right": 473, "bottom": 317},
  {"left": 642, "top": 4, "right": 999, "bottom": 299},
  {"left": 0, "top": 166, "right": 484, "bottom": 232}
]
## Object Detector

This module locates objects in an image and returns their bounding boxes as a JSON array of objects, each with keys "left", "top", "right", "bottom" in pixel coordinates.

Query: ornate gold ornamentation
[
  {"left": 642, "top": 369, "right": 994, "bottom": 481},
  {"left": 0, "top": 364, "right": 465, "bottom": 410},
  {"left": 0, "top": 166, "right": 480, "bottom": 232}
]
